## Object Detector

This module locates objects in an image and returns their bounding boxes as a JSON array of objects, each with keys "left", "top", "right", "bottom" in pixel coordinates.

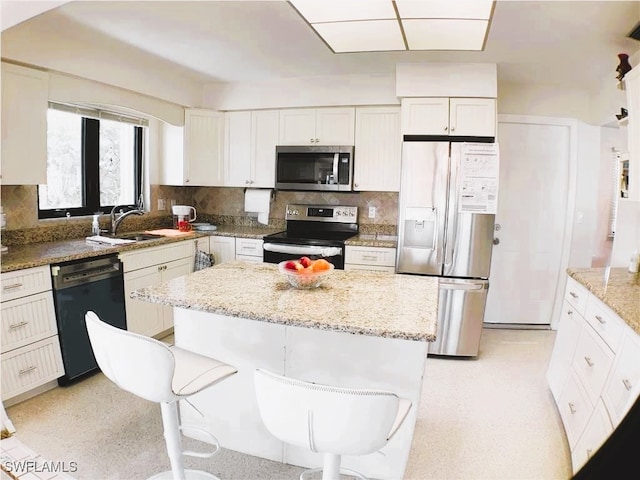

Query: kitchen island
[{"left": 131, "top": 261, "right": 438, "bottom": 479}]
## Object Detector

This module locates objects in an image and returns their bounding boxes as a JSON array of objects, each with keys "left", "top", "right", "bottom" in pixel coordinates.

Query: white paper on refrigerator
[{"left": 458, "top": 143, "right": 500, "bottom": 214}]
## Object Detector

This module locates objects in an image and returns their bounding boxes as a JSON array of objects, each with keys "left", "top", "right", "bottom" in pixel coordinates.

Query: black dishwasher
[{"left": 51, "top": 254, "right": 127, "bottom": 385}]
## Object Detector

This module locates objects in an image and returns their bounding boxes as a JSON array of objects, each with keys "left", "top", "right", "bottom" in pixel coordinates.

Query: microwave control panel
[{"left": 286, "top": 204, "right": 358, "bottom": 223}]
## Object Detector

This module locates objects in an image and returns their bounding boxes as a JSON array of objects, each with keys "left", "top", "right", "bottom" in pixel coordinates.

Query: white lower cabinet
[
  {"left": 120, "top": 241, "right": 194, "bottom": 337},
  {"left": 235, "top": 238, "right": 263, "bottom": 263},
  {"left": 601, "top": 328, "right": 640, "bottom": 425},
  {"left": 547, "top": 274, "right": 640, "bottom": 474},
  {"left": 210, "top": 236, "right": 236, "bottom": 265},
  {"left": 571, "top": 399, "right": 613, "bottom": 472},
  {"left": 344, "top": 246, "right": 396, "bottom": 272},
  {"left": 547, "top": 303, "right": 582, "bottom": 402},
  {"left": 1, "top": 266, "right": 64, "bottom": 401},
  {"left": 195, "top": 236, "right": 210, "bottom": 254}
]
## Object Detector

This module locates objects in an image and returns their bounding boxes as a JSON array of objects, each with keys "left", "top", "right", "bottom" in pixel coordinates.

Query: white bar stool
[
  {"left": 85, "top": 311, "right": 237, "bottom": 480},
  {"left": 254, "top": 368, "right": 412, "bottom": 480}
]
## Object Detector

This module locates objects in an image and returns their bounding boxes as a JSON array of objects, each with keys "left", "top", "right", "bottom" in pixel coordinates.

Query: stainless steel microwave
[{"left": 275, "top": 145, "right": 354, "bottom": 191}]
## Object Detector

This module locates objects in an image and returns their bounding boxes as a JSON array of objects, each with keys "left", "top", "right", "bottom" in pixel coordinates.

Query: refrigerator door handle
[{"left": 439, "top": 282, "right": 486, "bottom": 291}]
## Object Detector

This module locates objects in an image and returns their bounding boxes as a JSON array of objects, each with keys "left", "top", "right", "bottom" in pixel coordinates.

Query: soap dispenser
[{"left": 91, "top": 214, "right": 100, "bottom": 236}]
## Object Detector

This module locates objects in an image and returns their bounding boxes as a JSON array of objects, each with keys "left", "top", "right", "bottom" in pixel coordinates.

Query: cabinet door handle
[
  {"left": 9, "top": 321, "right": 29, "bottom": 329},
  {"left": 586, "top": 449, "right": 593, "bottom": 459},
  {"left": 584, "top": 356, "right": 594, "bottom": 367},
  {"left": 568, "top": 402, "right": 577, "bottom": 414},
  {"left": 444, "top": 126, "right": 448, "bottom": 131},
  {"left": 310, "top": 138, "right": 315, "bottom": 143},
  {"left": 19, "top": 365, "right": 37, "bottom": 375},
  {"left": 569, "top": 291, "right": 578, "bottom": 299},
  {"left": 362, "top": 255, "right": 378, "bottom": 261},
  {"left": 595, "top": 315, "right": 605, "bottom": 324},
  {"left": 3, "top": 283, "right": 23, "bottom": 290},
  {"left": 567, "top": 310, "right": 573, "bottom": 316},
  {"left": 451, "top": 126, "right": 455, "bottom": 132},
  {"left": 622, "top": 379, "right": 633, "bottom": 391},
  {"left": 245, "top": 180, "right": 250, "bottom": 184}
]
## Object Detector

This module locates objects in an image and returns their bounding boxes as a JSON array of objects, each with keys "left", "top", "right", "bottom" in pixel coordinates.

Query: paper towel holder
[{"left": 244, "top": 187, "right": 276, "bottom": 200}]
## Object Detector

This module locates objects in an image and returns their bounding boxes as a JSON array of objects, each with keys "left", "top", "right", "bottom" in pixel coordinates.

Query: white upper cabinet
[
  {"left": 184, "top": 109, "right": 225, "bottom": 186},
  {"left": 401, "top": 97, "right": 496, "bottom": 137},
  {"left": 353, "top": 106, "right": 401, "bottom": 192},
  {"left": 225, "top": 110, "right": 279, "bottom": 188},
  {"left": 279, "top": 107, "right": 355, "bottom": 145},
  {"left": 1, "top": 63, "right": 49, "bottom": 185},
  {"left": 162, "top": 109, "right": 225, "bottom": 186}
]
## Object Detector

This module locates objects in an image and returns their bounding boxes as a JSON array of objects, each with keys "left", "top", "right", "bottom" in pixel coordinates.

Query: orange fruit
[{"left": 312, "top": 259, "right": 331, "bottom": 272}]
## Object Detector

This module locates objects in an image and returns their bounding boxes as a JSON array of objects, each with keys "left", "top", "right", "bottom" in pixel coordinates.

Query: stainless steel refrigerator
[{"left": 396, "top": 141, "right": 496, "bottom": 357}]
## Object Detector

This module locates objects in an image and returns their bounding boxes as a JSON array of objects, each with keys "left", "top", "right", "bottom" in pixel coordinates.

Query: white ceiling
[{"left": 2, "top": 0, "right": 640, "bottom": 93}]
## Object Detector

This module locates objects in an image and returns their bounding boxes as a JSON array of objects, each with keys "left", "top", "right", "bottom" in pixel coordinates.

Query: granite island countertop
[
  {"left": 131, "top": 261, "right": 438, "bottom": 342},
  {"left": 567, "top": 267, "right": 640, "bottom": 335}
]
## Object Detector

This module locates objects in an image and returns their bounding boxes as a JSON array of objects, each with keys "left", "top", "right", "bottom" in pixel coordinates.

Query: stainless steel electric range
[{"left": 262, "top": 204, "right": 358, "bottom": 269}]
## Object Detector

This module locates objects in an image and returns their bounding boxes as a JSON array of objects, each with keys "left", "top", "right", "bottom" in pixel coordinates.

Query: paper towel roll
[{"left": 244, "top": 189, "right": 271, "bottom": 225}]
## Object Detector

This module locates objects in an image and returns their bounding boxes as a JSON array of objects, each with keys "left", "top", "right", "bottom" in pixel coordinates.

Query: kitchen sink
[{"left": 114, "top": 232, "right": 165, "bottom": 242}]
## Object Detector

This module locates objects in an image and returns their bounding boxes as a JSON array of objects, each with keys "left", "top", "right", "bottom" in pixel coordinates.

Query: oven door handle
[{"left": 263, "top": 243, "right": 342, "bottom": 257}]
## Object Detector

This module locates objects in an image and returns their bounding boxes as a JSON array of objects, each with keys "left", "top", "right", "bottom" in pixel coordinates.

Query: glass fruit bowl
[{"left": 278, "top": 259, "right": 335, "bottom": 289}]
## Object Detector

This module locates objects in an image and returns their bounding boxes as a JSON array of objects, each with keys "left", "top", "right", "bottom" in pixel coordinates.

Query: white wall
[
  {"left": 497, "top": 81, "right": 592, "bottom": 122},
  {"left": 202, "top": 74, "right": 399, "bottom": 111},
  {"left": 568, "top": 122, "right": 600, "bottom": 267},
  {"left": 48, "top": 72, "right": 185, "bottom": 126},
  {"left": 1, "top": 11, "right": 203, "bottom": 108}
]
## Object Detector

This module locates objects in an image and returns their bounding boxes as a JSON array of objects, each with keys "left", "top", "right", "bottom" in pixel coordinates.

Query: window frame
[{"left": 38, "top": 108, "right": 145, "bottom": 219}]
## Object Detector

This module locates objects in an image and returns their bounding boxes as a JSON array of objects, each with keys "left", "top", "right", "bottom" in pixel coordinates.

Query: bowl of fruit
[{"left": 278, "top": 257, "right": 335, "bottom": 289}]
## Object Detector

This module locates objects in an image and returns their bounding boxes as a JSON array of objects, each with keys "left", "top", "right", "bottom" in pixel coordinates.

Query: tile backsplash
[{"left": 1, "top": 184, "right": 398, "bottom": 241}]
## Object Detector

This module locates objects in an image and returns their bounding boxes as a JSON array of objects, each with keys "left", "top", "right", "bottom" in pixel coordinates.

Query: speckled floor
[{"left": 3, "top": 328, "right": 571, "bottom": 480}]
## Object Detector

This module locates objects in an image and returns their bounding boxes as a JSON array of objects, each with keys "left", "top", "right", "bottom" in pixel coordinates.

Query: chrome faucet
[{"left": 110, "top": 205, "right": 144, "bottom": 236}]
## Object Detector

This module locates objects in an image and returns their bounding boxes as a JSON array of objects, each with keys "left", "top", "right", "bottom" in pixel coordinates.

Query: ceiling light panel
[
  {"left": 395, "top": 0, "right": 494, "bottom": 20},
  {"left": 289, "top": 0, "right": 396, "bottom": 23},
  {"left": 403, "top": 19, "right": 489, "bottom": 50},
  {"left": 312, "top": 20, "right": 405, "bottom": 53}
]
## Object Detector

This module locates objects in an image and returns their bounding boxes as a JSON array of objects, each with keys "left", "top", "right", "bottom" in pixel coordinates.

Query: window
[{"left": 38, "top": 103, "right": 146, "bottom": 218}]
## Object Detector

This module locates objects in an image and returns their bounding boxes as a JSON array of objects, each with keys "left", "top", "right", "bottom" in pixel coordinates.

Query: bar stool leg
[
  {"left": 161, "top": 401, "right": 186, "bottom": 480},
  {"left": 322, "top": 454, "right": 341, "bottom": 480}
]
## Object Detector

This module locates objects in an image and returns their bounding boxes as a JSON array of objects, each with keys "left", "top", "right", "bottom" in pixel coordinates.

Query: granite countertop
[
  {"left": 0, "top": 225, "right": 397, "bottom": 273},
  {"left": 345, "top": 233, "right": 398, "bottom": 248},
  {"left": 0, "top": 227, "right": 283, "bottom": 273},
  {"left": 567, "top": 267, "right": 640, "bottom": 335},
  {"left": 131, "top": 261, "right": 438, "bottom": 342}
]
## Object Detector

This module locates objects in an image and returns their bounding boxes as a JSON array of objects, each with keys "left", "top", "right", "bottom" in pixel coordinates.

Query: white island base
[{"left": 173, "top": 308, "right": 429, "bottom": 479}]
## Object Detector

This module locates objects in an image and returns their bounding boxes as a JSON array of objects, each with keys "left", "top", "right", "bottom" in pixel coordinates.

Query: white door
[{"left": 485, "top": 117, "right": 573, "bottom": 325}]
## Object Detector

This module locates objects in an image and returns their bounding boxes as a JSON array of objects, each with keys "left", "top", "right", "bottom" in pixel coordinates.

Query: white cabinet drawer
[
  {"left": 547, "top": 301, "right": 582, "bottom": 402},
  {"left": 236, "top": 238, "right": 263, "bottom": 257},
  {"left": 571, "top": 399, "right": 613, "bottom": 473},
  {"left": 120, "top": 240, "right": 194, "bottom": 272},
  {"left": 1, "top": 336, "right": 64, "bottom": 400},
  {"left": 602, "top": 330, "right": 640, "bottom": 426},
  {"left": 1, "top": 292, "right": 57, "bottom": 353},
  {"left": 558, "top": 371, "right": 593, "bottom": 449},
  {"left": 345, "top": 246, "right": 396, "bottom": 267},
  {"left": 344, "top": 264, "right": 395, "bottom": 273},
  {"left": 572, "top": 324, "right": 615, "bottom": 406},
  {"left": 564, "top": 276, "right": 588, "bottom": 317},
  {"left": 1, "top": 266, "right": 52, "bottom": 302},
  {"left": 236, "top": 254, "right": 264, "bottom": 263},
  {"left": 584, "top": 297, "right": 624, "bottom": 352}
]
